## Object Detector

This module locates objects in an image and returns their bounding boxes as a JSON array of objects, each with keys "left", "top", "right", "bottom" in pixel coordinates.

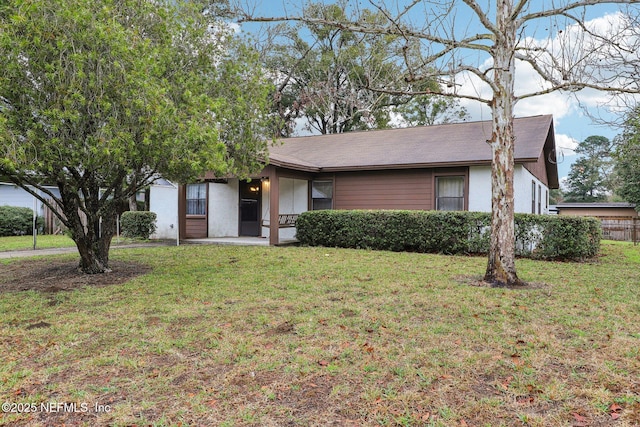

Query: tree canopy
[
  {"left": 0, "top": 0, "right": 274, "bottom": 273},
  {"left": 614, "top": 107, "right": 640, "bottom": 210},
  {"left": 256, "top": 1, "right": 468, "bottom": 136},
  {"left": 564, "top": 136, "right": 613, "bottom": 202}
]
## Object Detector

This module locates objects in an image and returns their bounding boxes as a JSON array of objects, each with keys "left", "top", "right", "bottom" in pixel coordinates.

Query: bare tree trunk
[
  {"left": 484, "top": 115, "right": 524, "bottom": 286},
  {"left": 483, "top": 0, "right": 525, "bottom": 287}
]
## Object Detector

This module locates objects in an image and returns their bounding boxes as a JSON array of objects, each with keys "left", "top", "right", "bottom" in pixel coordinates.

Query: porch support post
[
  {"left": 178, "top": 184, "right": 186, "bottom": 242},
  {"left": 269, "top": 168, "right": 279, "bottom": 246}
]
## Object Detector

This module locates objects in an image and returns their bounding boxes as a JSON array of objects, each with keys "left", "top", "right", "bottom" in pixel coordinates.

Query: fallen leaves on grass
[
  {"left": 610, "top": 402, "right": 623, "bottom": 420},
  {"left": 572, "top": 412, "right": 589, "bottom": 426}
]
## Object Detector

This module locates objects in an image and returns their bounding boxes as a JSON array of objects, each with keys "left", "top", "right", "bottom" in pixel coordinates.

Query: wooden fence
[
  {"left": 43, "top": 199, "right": 65, "bottom": 235},
  {"left": 600, "top": 216, "right": 639, "bottom": 244},
  {"left": 42, "top": 199, "right": 88, "bottom": 235}
]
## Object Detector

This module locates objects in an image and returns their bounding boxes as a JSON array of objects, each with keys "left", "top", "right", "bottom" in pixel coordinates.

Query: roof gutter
[{"left": 270, "top": 158, "right": 541, "bottom": 173}]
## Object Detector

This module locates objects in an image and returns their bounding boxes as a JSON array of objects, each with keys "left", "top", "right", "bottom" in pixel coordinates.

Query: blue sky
[{"left": 238, "top": 1, "right": 635, "bottom": 182}]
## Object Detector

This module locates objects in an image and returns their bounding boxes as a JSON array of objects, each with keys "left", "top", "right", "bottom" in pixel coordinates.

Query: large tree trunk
[
  {"left": 484, "top": 114, "right": 524, "bottom": 286},
  {"left": 71, "top": 213, "right": 115, "bottom": 274},
  {"left": 60, "top": 187, "right": 116, "bottom": 274},
  {"left": 76, "top": 237, "right": 111, "bottom": 274},
  {"left": 483, "top": 0, "right": 525, "bottom": 287}
]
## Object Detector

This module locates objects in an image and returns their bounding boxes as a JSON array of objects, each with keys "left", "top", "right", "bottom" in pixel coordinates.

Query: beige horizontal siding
[{"left": 185, "top": 217, "right": 207, "bottom": 238}]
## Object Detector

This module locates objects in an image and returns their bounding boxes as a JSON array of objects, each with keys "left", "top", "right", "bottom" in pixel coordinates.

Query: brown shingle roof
[{"left": 269, "top": 115, "right": 555, "bottom": 173}]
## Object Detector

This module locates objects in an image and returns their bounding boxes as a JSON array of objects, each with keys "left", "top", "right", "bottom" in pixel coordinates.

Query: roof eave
[{"left": 268, "top": 158, "right": 321, "bottom": 173}]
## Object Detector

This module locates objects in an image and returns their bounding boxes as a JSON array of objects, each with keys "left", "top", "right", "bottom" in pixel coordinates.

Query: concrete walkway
[
  {"left": 0, "top": 246, "right": 80, "bottom": 259},
  {"left": 0, "top": 242, "right": 173, "bottom": 260},
  {"left": 0, "top": 237, "right": 297, "bottom": 259}
]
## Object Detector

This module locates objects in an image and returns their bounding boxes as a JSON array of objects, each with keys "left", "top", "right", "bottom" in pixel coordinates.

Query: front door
[{"left": 239, "top": 180, "right": 261, "bottom": 236}]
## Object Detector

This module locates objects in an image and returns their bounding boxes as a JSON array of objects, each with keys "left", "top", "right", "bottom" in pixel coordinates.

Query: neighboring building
[
  {"left": 0, "top": 181, "right": 65, "bottom": 234},
  {"left": 556, "top": 202, "right": 638, "bottom": 242},
  {"left": 2, "top": 180, "right": 167, "bottom": 237},
  {"left": 0, "top": 181, "right": 61, "bottom": 215},
  {"left": 555, "top": 202, "right": 638, "bottom": 218},
  {"left": 165, "top": 114, "right": 559, "bottom": 244}
]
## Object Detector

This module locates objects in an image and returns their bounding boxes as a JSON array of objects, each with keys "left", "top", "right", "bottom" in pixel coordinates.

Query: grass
[
  {"left": 0, "top": 242, "right": 639, "bottom": 426},
  {"left": 0, "top": 234, "right": 75, "bottom": 251},
  {"left": 0, "top": 234, "right": 146, "bottom": 252}
]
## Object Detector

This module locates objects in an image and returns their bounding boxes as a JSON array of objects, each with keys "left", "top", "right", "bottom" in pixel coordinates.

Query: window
[
  {"left": 312, "top": 180, "right": 333, "bottom": 210},
  {"left": 436, "top": 176, "right": 464, "bottom": 211},
  {"left": 537, "top": 185, "right": 542, "bottom": 214},
  {"left": 186, "top": 183, "right": 206, "bottom": 215},
  {"left": 531, "top": 181, "right": 536, "bottom": 214},
  {"left": 545, "top": 189, "right": 549, "bottom": 210}
]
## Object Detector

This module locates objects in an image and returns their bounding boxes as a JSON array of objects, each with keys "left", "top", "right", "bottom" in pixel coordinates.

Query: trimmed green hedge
[
  {"left": 514, "top": 213, "right": 601, "bottom": 260},
  {"left": 120, "top": 211, "right": 157, "bottom": 239},
  {"left": 0, "top": 206, "right": 43, "bottom": 236},
  {"left": 296, "top": 210, "right": 601, "bottom": 261}
]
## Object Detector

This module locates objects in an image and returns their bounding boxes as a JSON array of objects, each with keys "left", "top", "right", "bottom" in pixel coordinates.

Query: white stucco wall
[
  {"left": 516, "top": 166, "right": 549, "bottom": 214},
  {"left": 468, "top": 166, "right": 492, "bottom": 212},
  {"left": 208, "top": 179, "right": 240, "bottom": 237},
  {"left": 0, "top": 183, "right": 61, "bottom": 216},
  {"left": 468, "top": 165, "right": 549, "bottom": 214},
  {"left": 149, "top": 183, "right": 179, "bottom": 240},
  {"left": 262, "top": 177, "right": 308, "bottom": 240}
]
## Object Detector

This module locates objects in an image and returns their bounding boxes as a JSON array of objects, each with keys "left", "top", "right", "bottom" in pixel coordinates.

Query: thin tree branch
[
  {"left": 518, "top": 0, "right": 636, "bottom": 24},
  {"left": 365, "top": 84, "right": 490, "bottom": 106},
  {"left": 4, "top": 173, "right": 71, "bottom": 228},
  {"left": 462, "top": 0, "right": 499, "bottom": 34}
]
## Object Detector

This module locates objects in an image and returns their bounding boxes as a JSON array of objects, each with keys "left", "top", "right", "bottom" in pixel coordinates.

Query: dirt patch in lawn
[
  {"left": 0, "top": 258, "right": 151, "bottom": 293},
  {"left": 455, "top": 274, "right": 550, "bottom": 289}
]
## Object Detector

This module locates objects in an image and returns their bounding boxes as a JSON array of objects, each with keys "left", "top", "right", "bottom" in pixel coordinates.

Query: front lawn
[
  {"left": 0, "top": 243, "right": 638, "bottom": 426},
  {"left": 0, "top": 234, "right": 75, "bottom": 251}
]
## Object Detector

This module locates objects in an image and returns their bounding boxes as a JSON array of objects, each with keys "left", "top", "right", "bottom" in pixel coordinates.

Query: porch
[{"left": 177, "top": 165, "right": 314, "bottom": 245}]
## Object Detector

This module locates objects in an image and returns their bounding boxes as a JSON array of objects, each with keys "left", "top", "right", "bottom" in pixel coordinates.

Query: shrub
[
  {"left": 296, "top": 210, "right": 601, "bottom": 261},
  {"left": 0, "top": 206, "right": 43, "bottom": 236},
  {"left": 120, "top": 211, "right": 157, "bottom": 239},
  {"left": 531, "top": 215, "right": 601, "bottom": 260}
]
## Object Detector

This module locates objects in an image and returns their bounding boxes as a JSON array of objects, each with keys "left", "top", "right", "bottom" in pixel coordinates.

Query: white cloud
[
  {"left": 449, "top": 10, "right": 639, "bottom": 127},
  {"left": 453, "top": 60, "right": 576, "bottom": 124},
  {"left": 554, "top": 133, "right": 579, "bottom": 155}
]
